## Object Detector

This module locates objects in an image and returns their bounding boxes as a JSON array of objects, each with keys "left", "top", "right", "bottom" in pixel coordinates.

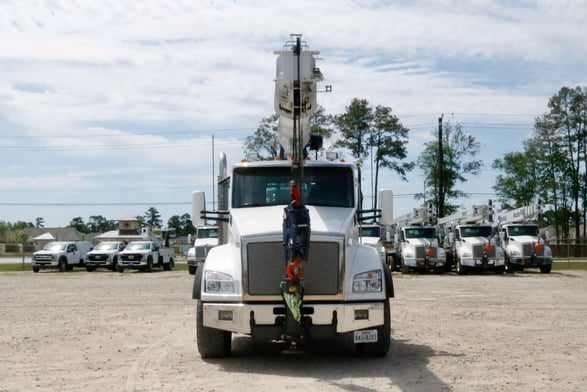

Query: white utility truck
[
  {"left": 390, "top": 205, "right": 446, "bottom": 274},
  {"left": 497, "top": 203, "right": 553, "bottom": 273},
  {"left": 438, "top": 201, "right": 505, "bottom": 274},
  {"left": 85, "top": 241, "right": 126, "bottom": 272},
  {"left": 118, "top": 239, "right": 174, "bottom": 272},
  {"left": 191, "top": 35, "right": 394, "bottom": 358},
  {"left": 31, "top": 241, "right": 93, "bottom": 273},
  {"left": 187, "top": 225, "right": 219, "bottom": 275}
]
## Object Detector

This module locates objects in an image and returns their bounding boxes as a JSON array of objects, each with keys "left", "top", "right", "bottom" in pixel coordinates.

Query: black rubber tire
[
  {"left": 540, "top": 264, "right": 552, "bottom": 273},
  {"left": 146, "top": 257, "right": 153, "bottom": 273},
  {"left": 86, "top": 266, "right": 95, "bottom": 272},
  {"left": 494, "top": 265, "right": 506, "bottom": 274},
  {"left": 456, "top": 258, "right": 467, "bottom": 275},
  {"left": 188, "top": 265, "right": 196, "bottom": 275},
  {"left": 32, "top": 266, "right": 40, "bottom": 273},
  {"left": 400, "top": 258, "right": 409, "bottom": 274},
  {"left": 355, "top": 300, "right": 391, "bottom": 358},
  {"left": 196, "top": 300, "right": 231, "bottom": 358},
  {"left": 58, "top": 258, "right": 67, "bottom": 272}
]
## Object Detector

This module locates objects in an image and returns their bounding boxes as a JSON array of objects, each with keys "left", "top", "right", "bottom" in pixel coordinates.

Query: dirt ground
[{"left": 0, "top": 268, "right": 585, "bottom": 392}]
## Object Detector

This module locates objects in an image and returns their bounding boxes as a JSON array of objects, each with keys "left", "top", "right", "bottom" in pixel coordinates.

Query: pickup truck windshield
[
  {"left": 232, "top": 166, "right": 354, "bottom": 208},
  {"left": 127, "top": 242, "right": 150, "bottom": 250}
]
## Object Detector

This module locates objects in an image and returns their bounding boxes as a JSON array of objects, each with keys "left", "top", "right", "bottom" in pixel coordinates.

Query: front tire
[
  {"left": 355, "top": 300, "right": 391, "bottom": 358},
  {"left": 400, "top": 258, "right": 410, "bottom": 274},
  {"left": 196, "top": 300, "right": 231, "bottom": 358},
  {"left": 456, "top": 257, "right": 467, "bottom": 275},
  {"left": 32, "top": 266, "right": 40, "bottom": 273},
  {"left": 188, "top": 265, "right": 196, "bottom": 275},
  {"left": 540, "top": 264, "right": 552, "bottom": 273},
  {"left": 58, "top": 258, "right": 68, "bottom": 272}
]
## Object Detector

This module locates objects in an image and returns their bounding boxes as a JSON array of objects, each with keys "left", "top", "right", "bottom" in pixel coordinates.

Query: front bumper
[
  {"left": 509, "top": 256, "right": 552, "bottom": 267},
  {"left": 201, "top": 301, "right": 386, "bottom": 339},
  {"left": 403, "top": 257, "right": 445, "bottom": 269},
  {"left": 461, "top": 258, "right": 505, "bottom": 269}
]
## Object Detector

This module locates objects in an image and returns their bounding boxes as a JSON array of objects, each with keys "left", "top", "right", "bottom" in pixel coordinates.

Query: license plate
[{"left": 354, "top": 330, "right": 378, "bottom": 343}]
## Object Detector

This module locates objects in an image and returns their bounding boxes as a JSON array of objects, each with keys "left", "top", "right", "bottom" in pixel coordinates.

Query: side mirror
[{"left": 192, "top": 191, "right": 206, "bottom": 227}]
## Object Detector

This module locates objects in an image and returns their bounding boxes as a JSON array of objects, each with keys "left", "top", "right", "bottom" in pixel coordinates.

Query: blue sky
[{"left": 1, "top": 0, "right": 586, "bottom": 227}]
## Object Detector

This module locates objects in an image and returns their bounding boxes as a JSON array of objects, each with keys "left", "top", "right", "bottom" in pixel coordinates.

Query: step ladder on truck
[{"left": 437, "top": 201, "right": 505, "bottom": 274}]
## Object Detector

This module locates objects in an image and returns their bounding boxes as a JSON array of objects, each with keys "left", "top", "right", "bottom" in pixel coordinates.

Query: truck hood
[
  {"left": 195, "top": 238, "right": 218, "bottom": 247},
  {"left": 360, "top": 237, "right": 381, "bottom": 246},
  {"left": 405, "top": 238, "right": 438, "bottom": 247},
  {"left": 508, "top": 235, "right": 541, "bottom": 244},
  {"left": 231, "top": 205, "right": 355, "bottom": 239}
]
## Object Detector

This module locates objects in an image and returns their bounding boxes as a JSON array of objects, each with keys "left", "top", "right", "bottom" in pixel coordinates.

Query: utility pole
[{"left": 437, "top": 115, "right": 444, "bottom": 218}]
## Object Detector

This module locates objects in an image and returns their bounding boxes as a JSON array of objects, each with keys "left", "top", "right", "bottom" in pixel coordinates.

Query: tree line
[{"left": 2, "top": 86, "right": 585, "bottom": 242}]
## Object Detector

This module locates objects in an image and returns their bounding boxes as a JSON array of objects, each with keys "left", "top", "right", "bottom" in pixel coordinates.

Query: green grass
[
  {"left": 0, "top": 262, "right": 190, "bottom": 273},
  {"left": 552, "top": 261, "right": 587, "bottom": 270}
]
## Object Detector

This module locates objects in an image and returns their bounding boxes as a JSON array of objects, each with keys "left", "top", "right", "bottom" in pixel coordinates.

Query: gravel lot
[{"left": 0, "top": 269, "right": 585, "bottom": 392}]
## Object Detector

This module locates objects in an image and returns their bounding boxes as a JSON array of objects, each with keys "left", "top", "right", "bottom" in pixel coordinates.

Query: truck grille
[
  {"left": 34, "top": 255, "right": 53, "bottom": 261},
  {"left": 415, "top": 246, "right": 437, "bottom": 259},
  {"left": 88, "top": 254, "right": 108, "bottom": 261},
  {"left": 195, "top": 247, "right": 209, "bottom": 259},
  {"left": 246, "top": 241, "right": 340, "bottom": 296},
  {"left": 121, "top": 253, "right": 142, "bottom": 261},
  {"left": 473, "top": 244, "right": 497, "bottom": 258},
  {"left": 523, "top": 243, "right": 544, "bottom": 257}
]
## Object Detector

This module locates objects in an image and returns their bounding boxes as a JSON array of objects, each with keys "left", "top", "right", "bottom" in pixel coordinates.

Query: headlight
[
  {"left": 437, "top": 248, "right": 446, "bottom": 257},
  {"left": 205, "top": 271, "right": 236, "bottom": 293},
  {"left": 353, "top": 270, "right": 382, "bottom": 293},
  {"left": 461, "top": 250, "right": 472, "bottom": 258},
  {"left": 403, "top": 250, "right": 415, "bottom": 258},
  {"left": 510, "top": 248, "right": 521, "bottom": 257}
]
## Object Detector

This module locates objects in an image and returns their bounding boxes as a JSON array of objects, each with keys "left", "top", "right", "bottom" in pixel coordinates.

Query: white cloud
[{"left": 0, "top": 0, "right": 585, "bottom": 225}]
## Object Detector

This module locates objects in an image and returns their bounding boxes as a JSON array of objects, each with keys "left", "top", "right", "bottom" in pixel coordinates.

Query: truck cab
[
  {"left": 449, "top": 224, "right": 505, "bottom": 274},
  {"left": 396, "top": 225, "right": 445, "bottom": 274},
  {"left": 32, "top": 241, "right": 93, "bottom": 273},
  {"left": 187, "top": 225, "right": 219, "bottom": 275}
]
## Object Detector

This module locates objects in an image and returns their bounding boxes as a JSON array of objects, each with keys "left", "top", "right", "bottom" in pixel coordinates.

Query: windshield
[
  {"left": 360, "top": 226, "right": 381, "bottom": 238},
  {"left": 460, "top": 226, "right": 492, "bottom": 237},
  {"left": 507, "top": 225, "right": 539, "bottom": 236},
  {"left": 404, "top": 227, "right": 437, "bottom": 239},
  {"left": 95, "top": 242, "right": 119, "bottom": 251},
  {"left": 197, "top": 228, "right": 219, "bottom": 239},
  {"left": 126, "top": 242, "right": 150, "bottom": 250},
  {"left": 43, "top": 243, "right": 66, "bottom": 251},
  {"left": 232, "top": 166, "right": 354, "bottom": 208}
]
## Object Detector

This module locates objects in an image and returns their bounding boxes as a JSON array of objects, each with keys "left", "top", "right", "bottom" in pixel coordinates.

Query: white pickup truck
[
  {"left": 118, "top": 240, "right": 174, "bottom": 272},
  {"left": 31, "top": 241, "right": 93, "bottom": 273},
  {"left": 85, "top": 241, "right": 126, "bottom": 272}
]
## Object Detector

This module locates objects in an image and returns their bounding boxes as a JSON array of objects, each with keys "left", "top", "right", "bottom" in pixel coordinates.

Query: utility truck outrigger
[
  {"left": 438, "top": 201, "right": 505, "bottom": 274},
  {"left": 497, "top": 203, "right": 553, "bottom": 273},
  {"left": 191, "top": 35, "right": 394, "bottom": 358}
]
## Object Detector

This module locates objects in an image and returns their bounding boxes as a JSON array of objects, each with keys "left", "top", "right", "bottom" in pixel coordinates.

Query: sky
[{"left": 1, "top": 0, "right": 586, "bottom": 228}]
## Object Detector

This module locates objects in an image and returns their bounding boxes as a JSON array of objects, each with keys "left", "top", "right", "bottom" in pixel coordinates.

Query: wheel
[
  {"left": 86, "top": 266, "right": 96, "bottom": 272},
  {"left": 400, "top": 258, "right": 409, "bottom": 274},
  {"left": 188, "top": 265, "right": 196, "bottom": 275},
  {"left": 540, "top": 264, "right": 552, "bottom": 273},
  {"left": 456, "top": 257, "right": 467, "bottom": 275},
  {"left": 145, "top": 257, "right": 153, "bottom": 273},
  {"left": 355, "top": 300, "right": 391, "bottom": 358},
  {"left": 196, "top": 300, "right": 231, "bottom": 358},
  {"left": 58, "top": 258, "right": 68, "bottom": 272},
  {"left": 117, "top": 265, "right": 124, "bottom": 273},
  {"left": 494, "top": 265, "right": 505, "bottom": 274},
  {"left": 32, "top": 266, "right": 40, "bottom": 273}
]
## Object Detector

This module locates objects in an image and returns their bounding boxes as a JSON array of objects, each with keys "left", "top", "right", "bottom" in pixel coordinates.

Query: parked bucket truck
[
  {"left": 497, "top": 203, "right": 553, "bottom": 273},
  {"left": 390, "top": 204, "right": 446, "bottom": 274},
  {"left": 437, "top": 201, "right": 505, "bottom": 274},
  {"left": 191, "top": 35, "right": 394, "bottom": 358}
]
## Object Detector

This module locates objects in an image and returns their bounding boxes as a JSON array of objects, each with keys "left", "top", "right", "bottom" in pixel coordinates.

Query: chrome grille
[
  {"left": 523, "top": 243, "right": 544, "bottom": 256},
  {"left": 246, "top": 241, "right": 340, "bottom": 296},
  {"left": 473, "top": 244, "right": 496, "bottom": 258}
]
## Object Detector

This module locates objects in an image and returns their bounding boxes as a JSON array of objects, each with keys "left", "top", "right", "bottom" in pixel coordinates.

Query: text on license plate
[{"left": 354, "top": 330, "right": 378, "bottom": 343}]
